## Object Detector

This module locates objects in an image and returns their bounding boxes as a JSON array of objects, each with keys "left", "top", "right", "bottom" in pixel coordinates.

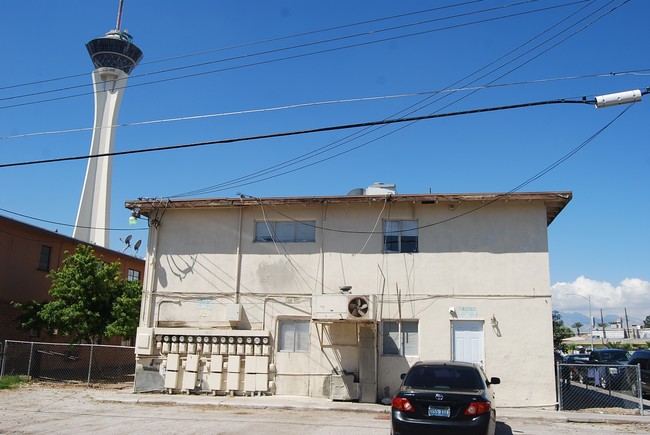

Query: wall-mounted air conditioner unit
[
  {"left": 312, "top": 294, "right": 375, "bottom": 322},
  {"left": 347, "top": 295, "right": 373, "bottom": 321}
]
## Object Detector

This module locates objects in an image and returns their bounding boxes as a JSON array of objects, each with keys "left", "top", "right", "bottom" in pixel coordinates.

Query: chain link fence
[
  {"left": 1, "top": 340, "right": 135, "bottom": 385},
  {"left": 557, "top": 363, "right": 645, "bottom": 414}
]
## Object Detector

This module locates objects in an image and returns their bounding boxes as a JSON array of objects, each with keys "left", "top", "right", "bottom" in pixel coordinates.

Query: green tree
[
  {"left": 10, "top": 300, "right": 48, "bottom": 336},
  {"left": 571, "top": 322, "right": 584, "bottom": 335},
  {"left": 105, "top": 278, "right": 142, "bottom": 338},
  {"left": 644, "top": 316, "right": 650, "bottom": 328},
  {"left": 553, "top": 310, "right": 573, "bottom": 350},
  {"left": 36, "top": 245, "right": 141, "bottom": 344}
]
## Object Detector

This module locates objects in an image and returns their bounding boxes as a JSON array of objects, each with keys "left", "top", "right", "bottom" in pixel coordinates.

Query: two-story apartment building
[
  {"left": 0, "top": 214, "right": 145, "bottom": 344},
  {"left": 127, "top": 185, "right": 571, "bottom": 407}
]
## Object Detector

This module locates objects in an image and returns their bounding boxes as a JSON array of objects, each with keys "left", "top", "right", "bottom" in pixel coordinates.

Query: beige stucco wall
[{"left": 140, "top": 198, "right": 557, "bottom": 406}]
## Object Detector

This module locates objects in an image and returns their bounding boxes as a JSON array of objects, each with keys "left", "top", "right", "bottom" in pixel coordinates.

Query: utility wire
[
  {"left": 0, "top": 206, "right": 146, "bottom": 232},
  {"left": 3, "top": 69, "right": 648, "bottom": 141},
  {"left": 0, "top": 1, "right": 587, "bottom": 110},
  {"left": 0, "top": 102, "right": 636, "bottom": 238},
  {"left": 169, "top": 0, "right": 629, "bottom": 197},
  {"left": 0, "top": 0, "right": 488, "bottom": 92},
  {"left": 0, "top": 97, "right": 606, "bottom": 169},
  {"left": 0, "top": 0, "right": 632, "bottom": 232},
  {"left": 255, "top": 103, "right": 637, "bottom": 236}
]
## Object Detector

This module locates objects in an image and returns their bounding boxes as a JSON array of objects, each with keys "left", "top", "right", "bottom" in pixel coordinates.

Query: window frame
[
  {"left": 278, "top": 319, "right": 310, "bottom": 353},
  {"left": 255, "top": 220, "right": 316, "bottom": 243},
  {"left": 37, "top": 245, "right": 52, "bottom": 271},
  {"left": 382, "top": 320, "right": 419, "bottom": 356},
  {"left": 383, "top": 219, "right": 418, "bottom": 253},
  {"left": 127, "top": 269, "right": 141, "bottom": 282}
]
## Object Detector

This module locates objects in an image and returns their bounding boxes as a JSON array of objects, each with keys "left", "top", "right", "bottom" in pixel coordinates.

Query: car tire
[
  {"left": 578, "top": 372, "right": 586, "bottom": 384},
  {"left": 600, "top": 376, "right": 610, "bottom": 390}
]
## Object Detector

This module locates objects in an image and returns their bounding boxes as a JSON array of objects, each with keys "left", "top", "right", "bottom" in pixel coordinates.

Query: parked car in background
[
  {"left": 391, "top": 361, "right": 500, "bottom": 435},
  {"left": 586, "top": 349, "right": 631, "bottom": 389},
  {"left": 625, "top": 349, "right": 650, "bottom": 397},
  {"left": 563, "top": 353, "right": 590, "bottom": 383},
  {"left": 564, "top": 354, "right": 590, "bottom": 364}
]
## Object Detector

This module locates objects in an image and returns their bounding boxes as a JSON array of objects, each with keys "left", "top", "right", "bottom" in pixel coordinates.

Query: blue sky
[{"left": 1, "top": 1, "right": 648, "bottom": 323}]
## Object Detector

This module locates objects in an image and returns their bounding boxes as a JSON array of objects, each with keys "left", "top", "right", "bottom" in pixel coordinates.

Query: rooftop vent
[
  {"left": 348, "top": 183, "right": 397, "bottom": 196},
  {"left": 365, "top": 182, "right": 396, "bottom": 195}
]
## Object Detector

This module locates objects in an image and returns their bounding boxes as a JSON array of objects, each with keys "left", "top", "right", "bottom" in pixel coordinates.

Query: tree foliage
[
  {"left": 571, "top": 322, "right": 584, "bottom": 335},
  {"left": 28, "top": 245, "right": 141, "bottom": 344},
  {"left": 10, "top": 300, "right": 48, "bottom": 335},
  {"left": 553, "top": 310, "right": 573, "bottom": 350},
  {"left": 644, "top": 316, "right": 650, "bottom": 329}
]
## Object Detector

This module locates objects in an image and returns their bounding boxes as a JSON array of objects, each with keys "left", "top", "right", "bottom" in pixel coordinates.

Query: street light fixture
[{"left": 566, "top": 293, "right": 594, "bottom": 351}]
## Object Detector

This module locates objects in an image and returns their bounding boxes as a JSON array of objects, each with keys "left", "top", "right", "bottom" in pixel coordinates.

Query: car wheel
[
  {"left": 600, "top": 376, "right": 609, "bottom": 389},
  {"left": 578, "top": 372, "right": 586, "bottom": 384}
]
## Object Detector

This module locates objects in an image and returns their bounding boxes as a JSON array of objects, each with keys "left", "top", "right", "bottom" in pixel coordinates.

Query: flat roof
[{"left": 126, "top": 191, "right": 572, "bottom": 226}]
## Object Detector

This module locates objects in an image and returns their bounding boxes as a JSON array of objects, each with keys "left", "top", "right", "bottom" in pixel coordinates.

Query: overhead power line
[
  {"left": 252, "top": 103, "right": 636, "bottom": 236},
  {"left": 2, "top": 94, "right": 636, "bottom": 170},
  {"left": 0, "top": 96, "right": 638, "bottom": 235},
  {"left": 171, "top": 0, "right": 632, "bottom": 198},
  {"left": 0, "top": 0, "right": 488, "bottom": 92},
  {"left": 0, "top": 0, "right": 590, "bottom": 110},
  {"left": 3, "top": 69, "right": 648, "bottom": 141}
]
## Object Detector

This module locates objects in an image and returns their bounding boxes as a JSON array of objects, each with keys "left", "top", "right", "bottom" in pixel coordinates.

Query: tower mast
[
  {"left": 73, "top": 0, "right": 143, "bottom": 247},
  {"left": 116, "top": 0, "right": 124, "bottom": 31}
]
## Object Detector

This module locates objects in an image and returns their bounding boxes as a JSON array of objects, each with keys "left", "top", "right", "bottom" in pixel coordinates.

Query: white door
[{"left": 452, "top": 321, "right": 485, "bottom": 366}]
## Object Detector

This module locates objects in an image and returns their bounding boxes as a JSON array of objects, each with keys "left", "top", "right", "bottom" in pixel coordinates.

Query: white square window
[
  {"left": 278, "top": 319, "right": 310, "bottom": 352},
  {"left": 383, "top": 320, "right": 418, "bottom": 356},
  {"left": 383, "top": 220, "right": 418, "bottom": 253}
]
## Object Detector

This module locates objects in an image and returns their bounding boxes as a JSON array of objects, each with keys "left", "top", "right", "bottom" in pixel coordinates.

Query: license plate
[{"left": 428, "top": 406, "right": 451, "bottom": 417}]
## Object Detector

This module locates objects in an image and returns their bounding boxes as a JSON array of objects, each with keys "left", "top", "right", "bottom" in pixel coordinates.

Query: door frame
[{"left": 450, "top": 319, "right": 485, "bottom": 366}]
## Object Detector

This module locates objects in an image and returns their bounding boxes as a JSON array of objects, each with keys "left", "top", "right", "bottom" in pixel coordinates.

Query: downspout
[
  {"left": 320, "top": 202, "right": 326, "bottom": 294},
  {"left": 234, "top": 206, "right": 244, "bottom": 304},
  {"left": 142, "top": 216, "right": 161, "bottom": 328}
]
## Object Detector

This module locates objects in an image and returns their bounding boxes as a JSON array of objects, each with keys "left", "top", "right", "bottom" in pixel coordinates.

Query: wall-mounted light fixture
[
  {"left": 339, "top": 285, "right": 352, "bottom": 294},
  {"left": 129, "top": 207, "right": 141, "bottom": 225},
  {"left": 491, "top": 314, "right": 502, "bottom": 337}
]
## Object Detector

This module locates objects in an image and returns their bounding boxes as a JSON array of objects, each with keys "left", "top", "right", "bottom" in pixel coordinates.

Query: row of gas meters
[
  {"left": 162, "top": 354, "right": 273, "bottom": 395},
  {"left": 156, "top": 335, "right": 270, "bottom": 346},
  {"left": 135, "top": 327, "right": 272, "bottom": 357}
]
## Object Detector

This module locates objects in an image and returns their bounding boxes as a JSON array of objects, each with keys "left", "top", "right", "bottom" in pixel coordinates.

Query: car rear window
[
  {"left": 596, "top": 351, "right": 629, "bottom": 362},
  {"left": 404, "top": 365, "right": 484, "bottom": 390}
]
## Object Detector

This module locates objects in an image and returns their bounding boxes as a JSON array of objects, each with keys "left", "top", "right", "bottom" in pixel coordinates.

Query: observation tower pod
[{"left": 73, "top": 29, "right": 143, "bottom": 247}]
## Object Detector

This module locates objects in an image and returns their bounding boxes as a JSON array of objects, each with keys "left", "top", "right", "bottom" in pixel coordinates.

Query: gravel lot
[{"left": 2, "top": 382, "right": 650, "bottom": 434}]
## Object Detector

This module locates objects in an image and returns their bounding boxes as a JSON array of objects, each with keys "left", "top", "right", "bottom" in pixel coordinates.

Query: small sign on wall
[{"left": 457, "top": 307, "right": 477, "bottom": 319}]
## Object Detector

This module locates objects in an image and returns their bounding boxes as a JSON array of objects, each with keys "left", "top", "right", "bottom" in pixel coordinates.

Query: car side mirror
[
  {"left": 400, "top": 373, "right": 406, "bottom": 380},
  {"left": 488, "top": 377, "right": 500, "bottom": 385}
]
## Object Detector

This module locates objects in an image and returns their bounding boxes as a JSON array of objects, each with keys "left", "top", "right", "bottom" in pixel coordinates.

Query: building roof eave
[{"left": 125, "top": 191, "right": 572, "bottom": 226}]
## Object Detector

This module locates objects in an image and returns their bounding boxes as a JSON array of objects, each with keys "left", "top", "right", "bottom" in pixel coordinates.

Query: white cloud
[{"left": 552, "top": 276, "right": 650, "bottom": 325}]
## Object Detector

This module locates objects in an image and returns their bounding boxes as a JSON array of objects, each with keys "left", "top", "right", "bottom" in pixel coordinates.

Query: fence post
[
  {"left": 556, "top": 363, "right": 563, "bottom": 411},
  {"left": 0, "top": 340, "right": 6, "bottom": 377},
  {"left": 27, "top": 342, "right": 34, "bottom": 378},
  {"left": 87, "top": 343, "right": 94, "bottom": 385},
  {"left": 636, "top": 365, "right": 644, "bottom": 416}
]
